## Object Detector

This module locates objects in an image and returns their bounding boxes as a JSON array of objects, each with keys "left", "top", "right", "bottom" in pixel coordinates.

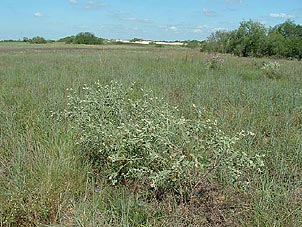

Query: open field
[{"left": 0, "top": 42, "right": 302, "bottom": 226}]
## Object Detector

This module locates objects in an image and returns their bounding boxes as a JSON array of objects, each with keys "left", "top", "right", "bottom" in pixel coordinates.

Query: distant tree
[
  {"left": 185, "top": 40, "right": 201, "bottom": 49},
  {"left": 265, "top": 32, "right": 286, "bottom": 57},
  {"left": 267, "top": 20, "right": 302, "bottom": 59},
  {"left": 203, "top": 20, "right": 302, "bottom": 59},
  {"left": 271, "top": 20, "right": 301, "bottom": 38},
  {"left": 130, "top": 38, "right": 143, "bottom": 42},
  {"left": 0, "top": 39, "right": 17, "bottom": 42},
  {"left": 29, "top": 36, "right": 47, "bottom": 44},
  {"left": 230, "top": 20, "right": 267, "bottom": 57},
  {"left": 204, "top": 30, "right": 233, "bottom": 53},
  {"left": 73, "top": 32, "right": 104, "bottom": 45},
  {"left": 57, "top": 36, "right": 75, "bottom": 44}
]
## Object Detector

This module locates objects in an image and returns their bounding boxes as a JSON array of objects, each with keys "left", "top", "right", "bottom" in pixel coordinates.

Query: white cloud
[
  {"left": 159, "top": 25, "right": 179, "bottom": 33},
  {"left": 77, "top": 25, "right": 89, "bottom": 29},
  {"left": 270, "top": 13, "right": 294, "bottom": 19},
  {"left": 85, "top": 1, "right": 105, "bottom": 9},
  {"left": 170, "top": 26, "right": 178, "bottom": 32},
  {"left": 192, "top": 25, "right": 223, "bottom": 34},
  {"left": 225, "top": 0, "right": 244, "bottom": 4},
  {"left": 211, "top": 27, "right": 225, "bottom": 32},
  {"left": 193, "top": 28, "right": 203, "bottom": 34},
  {"left": 34, "top": 12, "right": 43, "bottom": 17},
  {"left": 122, "top": 17, "right": 151, "bottom": 23},
  {"left": 202, "top": 8, "right": 217, "bottom": 17},
  {"left": 69, "top": 0, "right": 77, "bottom": 4}
]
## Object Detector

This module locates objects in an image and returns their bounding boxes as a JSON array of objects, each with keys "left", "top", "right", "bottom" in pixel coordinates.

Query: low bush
[
  {"left": 29, "top": 36, "right": 47, "bottom": 44},
  {"left": 261, "top": 61, "right": 282, "bottom": 79},
  {"left": 73, "top": 32, "right": 104, "bottom": 45},
  {"left": 53, "top": 81, "right": 264, "bottom": 194},
  {"left": 205, "top": 55, "right": 225, "bottom": 70}
]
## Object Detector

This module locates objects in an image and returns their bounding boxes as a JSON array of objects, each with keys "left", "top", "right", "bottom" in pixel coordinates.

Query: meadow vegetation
[{"left": 0, "top": 42, "right": 301, "bottom": 226}]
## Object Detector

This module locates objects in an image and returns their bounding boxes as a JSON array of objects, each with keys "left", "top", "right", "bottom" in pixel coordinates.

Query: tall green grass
[{"left": 0, "top": 43, "right": 301, "bottom": 226}]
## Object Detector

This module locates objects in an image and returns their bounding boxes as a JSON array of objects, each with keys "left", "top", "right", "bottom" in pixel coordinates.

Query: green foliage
[
  {"left": 271, "top": 20, "right": 301, "bottom": 38},
  {"left": 29, "top": 36, "right": 47, "bottom": 44},
  {"left": 204, "top": 30, "right": 232, "bottom": 53},
  {"left": 204, "top": 19, "right": 302, "bottom": 59},
  {"left": 73, "top": 32, "right": 104, "bottom": 45},
  {"left": 266, "top": 32, "right": 287, "bottom": 57},
  {"left": 131, "top": 38, "right": 143, "bottom": 42},
  {"left": 57, "top": 35, "right": 75, "bottom": 44},
  {"left": 55, "top": 81, "right": 263, "bottom": 192},
  {"left": 233, "top": 20, "right": 267, "bottom": 57},
  {"left": 266, "top": 20, "right": 302, "bottom": 59},
  {"left": 185, "top": 40, "right": 201, "bottom": 49}
]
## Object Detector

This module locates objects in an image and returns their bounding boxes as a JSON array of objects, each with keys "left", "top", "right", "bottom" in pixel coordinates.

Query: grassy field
[{"left": 0, "top": 42, "right": 301, "bottom": 226}]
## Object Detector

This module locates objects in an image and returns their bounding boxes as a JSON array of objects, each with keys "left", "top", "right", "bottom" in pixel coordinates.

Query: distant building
[
  {"left": 115, "top": 39, "right": 131, "bottom": 44},
  {"left": 154, "top": 41, "right": 184, "bottom": 46},
  {"left": 133, "top": 40, "right": 152, "bottom": 45},
  {"left": 115, "top": 39, "right": 184, "bottom": 46}
]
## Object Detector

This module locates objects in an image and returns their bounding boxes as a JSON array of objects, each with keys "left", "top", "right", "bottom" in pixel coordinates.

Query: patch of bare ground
[{"left": 122, "top": 179, "right": 245, "bottom": 226}]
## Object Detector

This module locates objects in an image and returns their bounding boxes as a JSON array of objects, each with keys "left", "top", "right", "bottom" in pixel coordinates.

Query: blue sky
[{"left": 1, "top": 0, "right": 301, "bottom": 41}]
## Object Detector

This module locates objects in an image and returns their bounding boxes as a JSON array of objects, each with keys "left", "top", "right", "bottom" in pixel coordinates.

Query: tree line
[
  {"left": 201, "top": 20, "right": 302, "bottom": 60},
  {"left": 2, "top": 20, "right": 301, "bottom": 60},
  {"left": 16, "top": 32, "right": 104, "bottom": 45}
]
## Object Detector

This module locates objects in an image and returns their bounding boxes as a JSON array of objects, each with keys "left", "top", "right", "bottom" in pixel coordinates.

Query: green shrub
[
  {"left": 29, "top": 36, "right": 47, "bottom": 44},
  {"left": 54, "top": 81, "right": 264, "bottom": 193},
  {"left": 73, "top": 32, "right": 104, "bottom": 45},
  {"left": 185, "top": 40, "right": 201, "bottom": 49},
  {"left": 57, "top": 36, "right": 75, "bottom": 44}
]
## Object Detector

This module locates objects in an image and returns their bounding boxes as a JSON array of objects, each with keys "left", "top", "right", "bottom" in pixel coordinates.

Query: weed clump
[
  {"left": 261, "top": 61, "right": 282, "bottom": 79},
  {"left": 206, "top": 55, "right": 225, "bottom": 70},
  {"left": 54, "top": 81, "right": 263, "bottom": 194}
]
